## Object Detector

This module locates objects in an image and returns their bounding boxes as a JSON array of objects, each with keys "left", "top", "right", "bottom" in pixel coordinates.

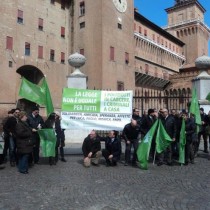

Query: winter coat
[
  {"left": 82, "top": 135, "right": 101, "bottom": 158},
  {"left": 15, "top": 121, "right": 33, "bottom": 154}
]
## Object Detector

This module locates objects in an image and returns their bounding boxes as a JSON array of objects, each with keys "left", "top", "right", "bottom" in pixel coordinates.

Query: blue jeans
[
  {"left": 18, "top": 154, "right": 29, "bottom": 173},
  {"left": 9, "top": 136, "right": 16, "bottom": 163}
]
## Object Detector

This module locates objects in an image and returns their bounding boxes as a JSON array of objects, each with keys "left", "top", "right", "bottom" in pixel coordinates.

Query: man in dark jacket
[
  {"left": 158, "top": 108, "right": 176, "bottom": 166},
  {"left": 27, "top": 106, "right": 44, "bottom": 164},
  {"left": 102, "top": 130, "right": 121, "bottom": 166},
  {"left": 141, "top": 108, "right": 156, "bottom": 158},
  {"left": 123, "top": 119, "right": 141, "bottom": 166},
  {"left": 3, "top": 108, "right": 20, "bottom": 166},
  {"left": 197, "top": 107, "right": 208, "bottom": 153},
  {"left": 55, "top": 111, "right": 66, "bottom": 162},
  {"left": 132, "top": 108, "right": 142, "bottom": 126},
  {"left": 82, "top": 130, "right": 102, "bottom": 167}
]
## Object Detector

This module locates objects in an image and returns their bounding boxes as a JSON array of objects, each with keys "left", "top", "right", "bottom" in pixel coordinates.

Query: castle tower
[
  {"left": 164, "top": 0, "right": 210, "bottom": 69},
  {"left": 72, "top": 0, "right": 135, "bottom": 90}
]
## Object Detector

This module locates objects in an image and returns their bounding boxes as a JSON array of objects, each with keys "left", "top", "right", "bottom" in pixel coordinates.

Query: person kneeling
[
  {"left": 82, "top": 130, "right": 102, "bottom": 167},
  {"left": 102, "top": 130, "right": 121, "bottom": 167}
]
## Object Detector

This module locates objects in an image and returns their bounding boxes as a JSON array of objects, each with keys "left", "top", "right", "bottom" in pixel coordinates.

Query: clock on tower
[{"left": 113, "top": 0, "right": 127, "bottom": 13}]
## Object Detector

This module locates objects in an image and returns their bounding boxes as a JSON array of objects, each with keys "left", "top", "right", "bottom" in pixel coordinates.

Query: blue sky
[{"left": 134, "top": 0, "right": 210, "bottom": 55}]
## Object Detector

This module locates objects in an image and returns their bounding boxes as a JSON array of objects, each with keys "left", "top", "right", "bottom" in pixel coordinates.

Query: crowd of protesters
[
  {"left": 0, "top": 107, "right": 66, "bottom": 173},
  {"left": 81, "top": 107, "right": 210, "bottom": 168},
  {"left": 1, "top": 106, "right": 210, "bottom": 172}
]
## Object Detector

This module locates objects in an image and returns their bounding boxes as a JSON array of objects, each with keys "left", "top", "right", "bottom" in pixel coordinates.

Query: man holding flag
[
  {"left": 157, "top": 108, "right": 176, "bottom": 166},
  {"left": 183, "top": 113, "right": 196, "bottom": 165}
]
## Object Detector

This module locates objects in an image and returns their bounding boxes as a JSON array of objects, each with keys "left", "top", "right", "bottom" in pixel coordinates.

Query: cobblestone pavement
[{"left": 0, "top": 150, "right": 210, "bottom": 210}]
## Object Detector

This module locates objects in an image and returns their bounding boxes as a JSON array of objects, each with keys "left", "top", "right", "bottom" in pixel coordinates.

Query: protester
[
  {"left": 101, "top": 130, "right": 121, "bottom": 167},
  {"left": 122, "top": 119, "right": 141, "bottom": 166},
  {"left": 132, "top": 108, "right": 142, "bottom": 125},
  {"left": 55, "top": 111, "right": 66, "bottom": 162},
  {"left": 43, "top": 112, "right": 57, "bottom": 165},
  {"left": 2, "top": 109, "right": 15, "bottom": 163},
  {"left": 15, "top": 111, "right": 34, "bottom": 174},
  {"left": 196, "top": 108, "right": 208, "bottom": 154},
  {"left": 141, "top": 109, "right": 157, "bottom": 159},
  {"left": 27, "top": 106, "right": 44, "bottom": 164},
  {"left": 82, "top": 130, "right": 102, "bottom": 167},
  {"left": 157, "top": 108, "right": 176, "bottom": 166},
  {"left": 3, "top": 108, "right": 20, "bottom": 166},
  {"left": 183, "top": 113, "right": 196, "bottom": 165}
]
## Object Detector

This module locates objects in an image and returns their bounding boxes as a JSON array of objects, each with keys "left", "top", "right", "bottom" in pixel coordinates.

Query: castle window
[
  {"left": 118, "top": 23, "right": 122, "bottom": 29},
  {"left": 50, "top": 49, "right": 55, "bottom": 61},
  {"left": 38, "top": 46, "right": 43, "bottom": 59},
  {"left": 25, "top": 42, "right": 30, "bottom": 56},
  {"left": 125, "top": 52, "right": 129, "bottom": 64},
  {"left": 139, "top": 26, "right": 142, "bottom": 34},
  {"left": 38, "top": 18, "right": 43, "bottom": 31},
  {"left": 17, "top": 10, "right": 23, "bottom": 24},
  {"left": 80, "top": 22, "right": 85, "bottom": 29},
  {"left": 144, "top": 29, "right": 147, "bottom": 36},
  {"left": 110, "top": 47, "right": 115, "bottom": 61},
  {"left": 117, "top": 81, "right": 124, "bottom": 91},
  {"left": 61, "top": 27, "right": 65, "bottom": 38},
  {"left": 6, "top": 36, "right": 13, "bottom": 50},
  {"left": 61, "top": 52, "right": 65, "bottom": 64},
  {"left": 80, "top": 49, "right": 84, "bottom": 55},
  {"left": 79, "top": 1, "right": 85, "bottom": 16},
  {"left": 61, "top": 0, "right": 65, "bottom": 9}
]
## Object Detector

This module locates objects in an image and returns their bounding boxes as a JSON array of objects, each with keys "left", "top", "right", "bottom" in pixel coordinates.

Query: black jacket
[
  {"left": 55, "top": 118, "right": 65, "bottom": 145},
  {"left": 161, "top": 115, "right": 177, "bottom": 139},
  {"left": 15, "top": 121, "right": 33, "bottom": 154},
  {"left": 123, "top": 123, "right": 141, "bottom": 143},
  {"left": 82, "top": 135, "right": 101, "bottom": 157},
  {"left": 185, "top": 118, "right": 196, "bottom": 143},
  {"left": 103, "top": 137, "right": 121, "bottom": 160},
  {"left": 141, "top": 115, "right": 156, "bottom": 135}
]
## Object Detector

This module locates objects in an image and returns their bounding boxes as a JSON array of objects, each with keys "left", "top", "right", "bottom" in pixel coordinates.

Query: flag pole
[{"left": 153, "top": 150, "right": 156, "bottom": 165}]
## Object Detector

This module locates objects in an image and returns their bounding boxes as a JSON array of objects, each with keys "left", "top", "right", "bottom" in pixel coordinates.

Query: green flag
[
  {"left": 38, "top": 129, "right": 56, "bottom": 157},
  {"left": 179, "top": 118, "right": 186, "bottom": 164},
  {"left": 206, "top": 92, "right": 210, "bottom": 101},
  {"left": 137, "top": 120, "right": 159, "bottom": 170},
  {"left": 156, "top": 120, "right": 173, "bottom": 153},
  {"left": 40, "top": 77, "right": 54, "bottom": 116},
  {"left": 190, "top": 88, "right": 201, "bottom": 125},
  {"left": 18, "top": 77, "right": 45, "bottom": 105}
]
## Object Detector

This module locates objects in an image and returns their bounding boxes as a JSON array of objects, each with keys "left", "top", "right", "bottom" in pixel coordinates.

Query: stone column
[
  {"left": 192, "top": 55, "right": 210, "bottom": 113},
  {"left": 64, "top": 53, "right": 89, "bottom": 153}
]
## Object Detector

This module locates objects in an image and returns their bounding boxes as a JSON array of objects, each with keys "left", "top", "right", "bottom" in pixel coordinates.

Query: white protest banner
[{"left": 61, "top": 88, "right": 133, "bottom": 130}]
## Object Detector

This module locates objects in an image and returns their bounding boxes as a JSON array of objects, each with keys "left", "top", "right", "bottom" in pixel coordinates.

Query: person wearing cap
[
  {"left": 15, "top": 111, "right": 34, "bottom": 174},
  {"left": 27, "top": 106, "right": 44, "bottom": 164},
  {"left": 54, "top": 111, "right": 66, "bottom": 162},
  {"left": 82, "top": 130, "right": 102, "bottom": 167}
]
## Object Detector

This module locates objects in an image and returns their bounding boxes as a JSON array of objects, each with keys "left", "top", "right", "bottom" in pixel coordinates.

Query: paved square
[{"left": 0, "top": 151, "right": 210, "bottom": 210}]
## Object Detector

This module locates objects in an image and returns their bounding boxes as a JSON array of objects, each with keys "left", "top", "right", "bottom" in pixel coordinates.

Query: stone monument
[
  {"left": 65, "top": 53, "right": 89, "bottom": 150},
  {"left": 192, "top": 55, "right": 210, "bottom": 113}
]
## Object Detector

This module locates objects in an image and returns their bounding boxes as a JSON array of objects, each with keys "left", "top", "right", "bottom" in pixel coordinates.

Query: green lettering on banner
[
  {"left": 62, "top": 88, "right": 101, "bottom": 113},
  {"left": 101, "top": 91, "right": 132, "bottom": 113}
]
